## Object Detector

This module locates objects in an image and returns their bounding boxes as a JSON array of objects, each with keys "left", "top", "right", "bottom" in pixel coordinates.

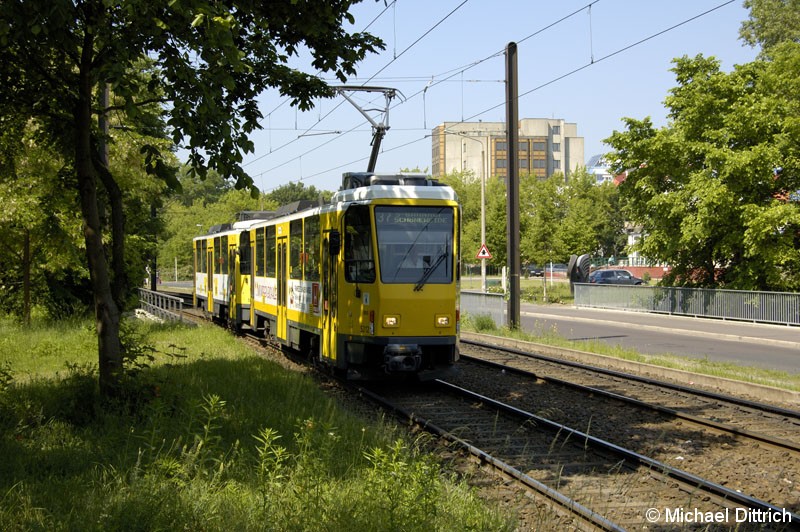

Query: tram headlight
[
  {"left": 435, "top": 315, "right": 450, "bottom": 327},
  {"left": 383, "top": 315, "right": 400, "bottom": 328}
]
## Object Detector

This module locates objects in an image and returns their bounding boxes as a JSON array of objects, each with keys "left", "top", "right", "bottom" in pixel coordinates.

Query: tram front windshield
[{"left": 375, "top": 206, "right": 454, "bottom": 285}]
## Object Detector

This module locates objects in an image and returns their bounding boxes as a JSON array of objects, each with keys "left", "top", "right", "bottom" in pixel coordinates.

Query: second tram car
[{"left": 193, "top": 172, "right": 461, "bottom": 379}]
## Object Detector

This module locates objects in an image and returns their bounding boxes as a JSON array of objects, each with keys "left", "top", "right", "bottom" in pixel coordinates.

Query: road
[{"left": 520, "top": 303, "right": 800, "bottom": 375}]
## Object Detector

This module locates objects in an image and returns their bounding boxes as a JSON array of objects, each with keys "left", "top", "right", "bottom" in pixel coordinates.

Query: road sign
[{"left": 476, "top": 244, "right": 492, "bottom": 259}]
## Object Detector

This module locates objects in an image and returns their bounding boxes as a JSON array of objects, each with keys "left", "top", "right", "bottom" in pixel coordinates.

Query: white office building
[{"left": 432, "top": 118, "right": 584, "bottom": 181}]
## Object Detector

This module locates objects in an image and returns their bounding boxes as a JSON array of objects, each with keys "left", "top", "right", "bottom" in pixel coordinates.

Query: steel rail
[
  {"left": 461, "top": 353, "right": 800, "bottom": 454},
  {"left": 462, "top": 337, "right": 800, "bottom": 418},
  {"left": 434, "top": 379, "right": 800, "bottom": 523},
  {"left": 354, "top": 384, "right": 624, "bottom": 532}
]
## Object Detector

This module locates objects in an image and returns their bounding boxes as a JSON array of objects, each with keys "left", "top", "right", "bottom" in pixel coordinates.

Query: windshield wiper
[{"left": 413, "top": 251, "right": 447, "bottom": 291}]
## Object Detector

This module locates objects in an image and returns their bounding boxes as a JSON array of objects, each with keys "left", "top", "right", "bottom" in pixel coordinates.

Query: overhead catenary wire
[
  {"left": 244, "top": 0, "right": 398, "bottom": 169},
  {"left": 253, "top": 0, "right": 737, "bottom": 191},
  {"left": 459, "top": 0, "right": 736, "bottom": 123},
  {"left": 249, "top": 0, "right": 599, "bottom": 185}
]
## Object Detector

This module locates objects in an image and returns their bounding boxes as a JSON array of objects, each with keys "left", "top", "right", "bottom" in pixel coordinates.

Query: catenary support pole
[{"left": 506, "top": 42, "right": 521, "bottom": 328}]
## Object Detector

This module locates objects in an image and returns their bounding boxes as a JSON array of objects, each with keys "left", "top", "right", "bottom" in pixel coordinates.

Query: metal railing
[
  {"left": 461, "top": 290, "right": 506, "bottom": 328},
  {"left": 574, "top": 284, "right": 800, "bottom": 326},
  {"left": 137, "top": 288, "right": 185, "bottom": 324}
]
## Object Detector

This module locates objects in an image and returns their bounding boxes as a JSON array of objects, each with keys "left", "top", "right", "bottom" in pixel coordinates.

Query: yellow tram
[{"left": 193, "top": 172, "right": 461, "bottom": 379}]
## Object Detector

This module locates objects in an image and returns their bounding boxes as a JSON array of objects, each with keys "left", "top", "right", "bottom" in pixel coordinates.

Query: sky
[{"left": 231, "top": 0, "right": 760, "bottom": 194}]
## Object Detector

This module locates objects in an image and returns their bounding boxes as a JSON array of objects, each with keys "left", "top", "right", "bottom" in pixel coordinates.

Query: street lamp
[{"left": 447, "top": 129, "right": 488, "bottom": 292}]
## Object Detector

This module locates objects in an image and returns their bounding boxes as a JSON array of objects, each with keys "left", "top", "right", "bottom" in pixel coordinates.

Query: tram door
[
  {"left": 206, "top": 246, "right": 213, "bottom": 313},
  {"left": 321, "top": 234, "right": 336, "bottom": 363},
  {"left": 227, "top": 241, "right": 238, "bottom": 321},
  {"left": 276, "top": 237, "right": 288, "bottom": 343}
]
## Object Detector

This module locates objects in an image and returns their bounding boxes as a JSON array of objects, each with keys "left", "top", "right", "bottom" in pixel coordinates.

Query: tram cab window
[
  {"left": 344, "top": 205, "right": 375, "bottom": 283},
  {"left": 375, "top": 206, "right": 454, "bottom": 285}
]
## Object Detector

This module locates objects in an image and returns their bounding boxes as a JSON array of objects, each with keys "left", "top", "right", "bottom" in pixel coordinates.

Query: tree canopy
[
  {"left": 0, "top": 0, "right": 382, "bottom": 395},
  {"left": 266, "top": 181, "right": 333, "bottom": 206},
  {"left": 605, "top": 45, "right": 800, "bottom": 289},
  {"left": 740, "top": 0, "right": 800, "bottom": 54}
]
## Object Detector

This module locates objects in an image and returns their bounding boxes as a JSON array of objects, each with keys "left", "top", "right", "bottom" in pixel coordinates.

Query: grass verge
[{"left": 0, "top": 317, "right": 514, "bottom": 531}]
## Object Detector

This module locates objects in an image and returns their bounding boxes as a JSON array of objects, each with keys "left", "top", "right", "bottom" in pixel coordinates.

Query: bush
[
  {"left": 520, "top": 282, "right": 573, "bottom": 304},
  {"left": 466, "top": 313, "right": 498, "bottom": 332}
]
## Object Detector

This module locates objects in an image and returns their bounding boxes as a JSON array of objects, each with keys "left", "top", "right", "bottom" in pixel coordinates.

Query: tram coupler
[{"left": 383, "top": 344, "right": 422, "bottom": 372}]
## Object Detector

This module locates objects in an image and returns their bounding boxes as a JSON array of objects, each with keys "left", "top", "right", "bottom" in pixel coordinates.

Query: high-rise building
[{"left": 431, "top": 118, "right": 584, "bottom": 181}]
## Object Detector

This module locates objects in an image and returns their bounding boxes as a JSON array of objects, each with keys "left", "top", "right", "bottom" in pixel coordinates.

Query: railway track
[
  {"left": 460, "top": 338, "right": 800, "bottom": 447},
  {"left": 461, "top": 337, "right": 800, "bottom": 441},
  {"left": 451, "top": 339, "right": 800, "bottom": 525},
  {"left": 360, "top": 379, "right": 796, "bottom": 530}
]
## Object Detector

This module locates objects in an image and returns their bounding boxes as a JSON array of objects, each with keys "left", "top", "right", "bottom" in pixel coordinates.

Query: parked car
[
  {"left": 588, "top": 269, "right": 645, "bottom": 285},
  {"left": 528, "top": 265, "right": 544, "bottom": 277}
]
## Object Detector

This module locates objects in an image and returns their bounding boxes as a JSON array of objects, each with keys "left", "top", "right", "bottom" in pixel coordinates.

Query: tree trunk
[
  {"left": 77, "top": 34, "right": 122, "bottom": 397},
  {"left": 96, "top": 84, "right": 128, "bottom": 311},
  {"left": 94, "top": 153, "right": 127, "bottom": 311}
]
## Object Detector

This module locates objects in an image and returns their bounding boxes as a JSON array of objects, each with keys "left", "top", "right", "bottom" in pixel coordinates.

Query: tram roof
[
  {"left": 332, "top": 183, "right": 458, "bottom": 204},
  {"left": 193, "top": 174, "right": 458, "bottom": 240}
]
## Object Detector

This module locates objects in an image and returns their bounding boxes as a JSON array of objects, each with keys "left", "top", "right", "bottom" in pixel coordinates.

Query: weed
[
  {"left": 361, "top": 439, "right": 443, "bottom": 530},
  {"left": 0, "top": 362, "right": 13, "bottom": 392}
]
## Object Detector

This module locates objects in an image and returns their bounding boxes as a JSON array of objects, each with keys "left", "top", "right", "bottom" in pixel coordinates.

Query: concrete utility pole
[{"left": 506, "top": 42, "right": 521, "bottom": 328}]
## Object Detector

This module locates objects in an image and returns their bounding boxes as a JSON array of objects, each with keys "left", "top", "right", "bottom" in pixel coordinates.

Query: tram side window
[
  {"left": 266, "top": 226, "right": 276, "bottom": 277},
  {"left": 214, "top": 237, "right": 222, "bottom": 274},
  {"left": 221, "top": 235, "right": 228, "bottom": 273},
  {"left": 344, "top": 205, "right": 375, "bottom": 283},
  {"left": 196, "top": 240, "right": 206, "bottom": 273},
  {"left": 239, "top": 232, "right": 251, "bottom": 275},
  {"left": 305, "top": 216, "right": 320, "bottom": 281},
  {"left": 290, "top": 219, "right": 303, "bottom": 279},
  {"left": 255, "top": 228, "right": 265, "bottom": 276}
]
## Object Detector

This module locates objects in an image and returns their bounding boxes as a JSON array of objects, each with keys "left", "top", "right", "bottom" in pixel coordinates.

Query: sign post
[{"left": 476, "top": 244, "right": 492, "bottom": 292}]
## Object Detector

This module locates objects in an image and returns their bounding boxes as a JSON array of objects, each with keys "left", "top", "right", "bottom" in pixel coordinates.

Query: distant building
[{"left": 432, "top": 118, "right": 584, "bottom": 181}]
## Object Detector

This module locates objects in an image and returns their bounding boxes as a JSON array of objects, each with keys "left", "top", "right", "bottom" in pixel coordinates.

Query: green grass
[
  {"left": 461, "top": 276, "right": 575, "bottom": 304},
  {"left": 462, "top": 313, "right": 800, "bottom": 393},
  {"left": 0, "top": 317, "right": 514, "bottom": 531}
]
